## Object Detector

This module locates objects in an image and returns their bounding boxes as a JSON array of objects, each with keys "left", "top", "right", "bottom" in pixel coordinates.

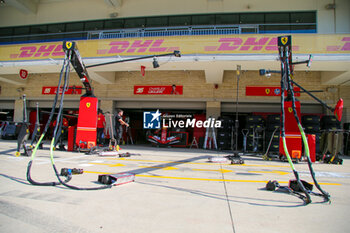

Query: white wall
[
  {"left": 0, "top": 0, "right": 349, "bottom": 33},
  {"left": 1, "top": 0, "right": 113, "bottom": 26},
  {"left": 334, "top": 0, "right": 350, "bottom": 33}
]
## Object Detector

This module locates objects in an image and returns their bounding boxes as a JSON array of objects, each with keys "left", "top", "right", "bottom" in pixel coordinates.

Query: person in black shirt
[{"left": 115, "top": 109, "right": 129, "bottom": 145}]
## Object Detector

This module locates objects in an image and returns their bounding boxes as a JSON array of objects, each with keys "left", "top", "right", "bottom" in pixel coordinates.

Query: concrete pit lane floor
[{"left": 0, "top": 140, "right": 349, "bottom": 233}]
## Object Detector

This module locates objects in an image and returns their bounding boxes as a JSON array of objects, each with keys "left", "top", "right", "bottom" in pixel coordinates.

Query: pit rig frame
[
  {"left": 26, "top": 41, "right": 181, "bottom": 190},
  {"left": 262, "top": 35, "right": 343, "bottom": 205},
  {"left": 66, "top": 41, "right": 181, "bottom": 151}
]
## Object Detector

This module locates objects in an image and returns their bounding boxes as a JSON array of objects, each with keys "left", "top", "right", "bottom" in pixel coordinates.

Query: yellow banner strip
[{"left": 1, "top": 34, "right": 349, "bottom": 61}]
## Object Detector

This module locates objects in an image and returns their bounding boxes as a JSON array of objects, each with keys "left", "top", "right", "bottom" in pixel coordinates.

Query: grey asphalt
[{"left": 0, "top": 140, "right": 349, "bottom": 233}]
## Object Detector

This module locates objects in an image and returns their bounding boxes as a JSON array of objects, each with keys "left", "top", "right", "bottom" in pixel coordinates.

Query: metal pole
[
  {"left": 291, "top": 80, "right": 333, "bottom": 112},
  {"left": 235, "top": 65, "right": 241, "bottom": 154},
  {"left": 22, "top": 94, "right": 27, "bottom": 123},
  {"left": 86, "top": 51, "right": 180, "bottom": 68}
]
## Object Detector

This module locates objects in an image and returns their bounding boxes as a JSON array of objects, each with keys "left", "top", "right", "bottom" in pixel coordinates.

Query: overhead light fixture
[
  {"left": 259, "top": 69, "right": 268, "bottom": 76},
  {"left": 325, "top": 3, "right": 336, "bottom": 10},
  {"left": 153, "top": 57, "right": 159, "bottom": 68},
  {"left": 259, "top": 69, "right": 280, "bottom": 77},
  {"left": 236, "top": 65, "right": 241, "bottom": 76},
  {"left": 109, "top": 12, "right": 118, "bottom": 18}
]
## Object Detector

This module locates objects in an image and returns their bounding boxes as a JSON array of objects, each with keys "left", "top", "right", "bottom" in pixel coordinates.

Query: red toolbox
[
  {"left": 307, "top": 134, "right": 316, "bottom": 163},
  {"left": 279, "top": 134, "right": 302, "bottom": 159}
]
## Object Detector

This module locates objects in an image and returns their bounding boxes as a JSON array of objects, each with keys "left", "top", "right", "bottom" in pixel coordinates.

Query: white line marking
[{"left": 36, "top": 154, "right": 91, "bottom": 165}]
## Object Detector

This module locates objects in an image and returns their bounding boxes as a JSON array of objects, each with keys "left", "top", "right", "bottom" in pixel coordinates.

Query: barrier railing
[
  {"left": 87, "top": 25, "right": 258, "bottom": 40},
  {"left": 0, "top": 23, "right": 316, "bottom": 44}
]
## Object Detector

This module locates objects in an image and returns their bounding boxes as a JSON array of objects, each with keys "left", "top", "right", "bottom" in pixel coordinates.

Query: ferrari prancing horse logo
[
  {"left": 265, "top": 88, "right": 270, "bottom": 95},
  {"left": 65, "top": 42, "right": 72, "bottom": 49},
  {"left": 288, "top": 107, "right": 293, "bottom": 113},
  {"left": 281, "top": 36, "right": 288, "bottom": 45},
  {"left": 86, "top": 102, "right": 91, "bottom": 108}
]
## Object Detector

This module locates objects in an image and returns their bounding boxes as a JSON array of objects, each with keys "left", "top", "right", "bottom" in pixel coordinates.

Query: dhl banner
[
  {"left": 246, "top": 86, "right": 300, "bottom": 97},
  {"left": 0, "top": 34, "right": 349, "bottom": 61}
]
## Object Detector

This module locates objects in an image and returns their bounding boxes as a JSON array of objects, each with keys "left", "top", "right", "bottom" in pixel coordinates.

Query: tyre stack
[
  {"left": 320, "top": 115, "right": 343, "bottom": 159},
  {"left": 217, "top": 118, "right": 233, "bottom": 150},
  {"left": 245, "top": 115, "right": 264, "bottom": 152},
  {"left": 302, "top": 115, "right": 321, "bottom": 156},
  {"left": 321, "top": 115, "right": 341, "bottom": 131},
  {"left": 265, "top": 115, "right": 280, "bottom": 154}
]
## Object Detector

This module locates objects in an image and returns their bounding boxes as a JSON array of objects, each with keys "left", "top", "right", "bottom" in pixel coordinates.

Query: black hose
[
  {"left": 286, "top": 69, "right": 330, "bottom": 202},
  {"left": 284, "top": 48, "right": 311, "bottom": 204},
  {"left": 26, "top": 160, "right": 58, "bottom": 186},
  {"left": 52, "top": 164, "right": 112, "bottom": 190},
  {"left": 50, "top": 49, "right": 112, "bottom": 191},
  {"left": 280, "top": 46, "right": 311, "bottom": 204},
  {"left": 26, "top": 161, "right": 72, "bottom": 186},
  {"left": 26, "top": 54, "right": 70, "bottom": 186},
  {"left": 54, "top": 113, "right": 64, "bottom": 148}
]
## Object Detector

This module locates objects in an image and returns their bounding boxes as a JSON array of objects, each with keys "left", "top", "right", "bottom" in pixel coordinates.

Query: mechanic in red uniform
[{"left": 97, "top": 109, "right": 106, "bottom": 146}]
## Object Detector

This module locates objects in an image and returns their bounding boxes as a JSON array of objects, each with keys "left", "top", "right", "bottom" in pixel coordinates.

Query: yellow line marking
[
  {"left": 83, "top": 171, "right": 341, "bottom": 185},
  {"left": 85, "top": 171, "right": 111, "bottom": 174},
  {"left": 192, "top": 168, "right": 233, "bottom": 173},
  {"left": 139, "top": 166, "right": 178, "bottom": 170},
  {"left": 136, "top": 174, "right": 268, "bottom": 183},
  {"left": 108, "top": 158, "right": 289, "bottom": 168},
  {"left": 243, "top": 164, "right": 289, "bottom": 168},
  {"left": 89, "top": 162, "right": 125, "bottom": 167},
  {"left": 109, "top": 163, "right": 125, "bottom": 167},
  {"left": 248, "top": 170, "right": 289, "bottom": 175}
]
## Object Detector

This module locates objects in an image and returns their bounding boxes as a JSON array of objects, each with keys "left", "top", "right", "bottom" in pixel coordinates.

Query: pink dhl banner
[{"left": 1, "top": 35, "right": 349, "bottom": 61}]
